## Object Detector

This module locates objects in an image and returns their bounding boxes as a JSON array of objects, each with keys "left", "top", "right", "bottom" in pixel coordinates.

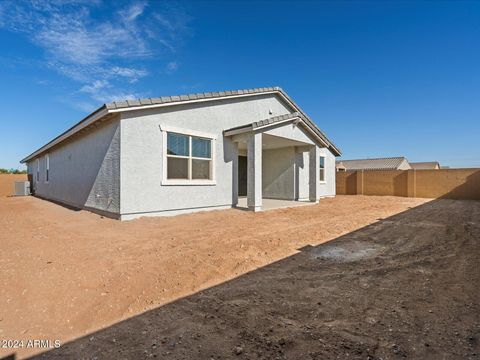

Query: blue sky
[{"left": 0, "top": 0, "right": 479, "bottom": 169}]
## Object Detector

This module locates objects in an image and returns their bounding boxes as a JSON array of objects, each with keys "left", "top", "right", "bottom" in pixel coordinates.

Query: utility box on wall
[{"left": 14, "top": 181, "right": 31, "bottom": 196}]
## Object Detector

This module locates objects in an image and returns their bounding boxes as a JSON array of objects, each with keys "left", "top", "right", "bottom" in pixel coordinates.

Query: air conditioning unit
[{"left": 14, "top": 181, "right": 31, "bottom": 196}]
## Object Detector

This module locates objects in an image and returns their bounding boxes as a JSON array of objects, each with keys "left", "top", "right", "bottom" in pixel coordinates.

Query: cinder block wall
[
  {"left": 336, "top": 169, "right": 480, "bottom": 200},
  {"left": 363, "top": 170, "right": 408, "bottom": 197},
  {"left": 415, "top": 169, "right": 480, "bottom": 199},
  {"left": 336, "top": 171, "right": 357, "bottom": 195}
]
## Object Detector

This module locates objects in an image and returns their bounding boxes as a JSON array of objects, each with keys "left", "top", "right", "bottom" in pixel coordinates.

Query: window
[
  {"left": 319, "top": 156, "right": 326, "bottom": 182},
  {"left": 45, "top": 154, "right": 49, "bottom": 183},
  {"left": 165, "top": 131, "right": 213, "bottom": 182},
  {"left": 36, "top": 159, "right": 40, "bottom": 182}
]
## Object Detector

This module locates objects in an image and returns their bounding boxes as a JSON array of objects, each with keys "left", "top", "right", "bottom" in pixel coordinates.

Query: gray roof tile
[
  {"left": 22, "top": 86, "right": 342, "bottom": 163},
  {"left": 140, "top": 98, "right": 152, "bottom": 105},
  {"left": 251, "top": 112, "right": 302, "bottom": 129},
  {"left": 114, "top": 101, "right": 129, "bottom": 108},
  {"left": 127, "top": 99, "right": 141, "bottom": 106}
]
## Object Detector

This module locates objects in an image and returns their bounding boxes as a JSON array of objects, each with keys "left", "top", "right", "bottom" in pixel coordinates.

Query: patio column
[
  {"left": 309, "top": 145, "right": 319, "bottom": 202},
  {"left": 247, "top": 132, "right": 262, "bottom": 211},
  {"left": 232, "top": 142, "right": 239, "bottom": 206}
]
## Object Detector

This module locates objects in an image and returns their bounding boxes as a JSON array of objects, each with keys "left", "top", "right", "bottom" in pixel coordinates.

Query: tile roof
[
  {"left": 252, "top": 112, "right": 302, "bottom": 129},
  {"left": 224, "top": 112, "right": 341, "bottom": 153},
  {"left": 336, "top": 157, "right": 409, "bottom": 170},
  {"left": 105, "top": 87, "right": 281, "bottom": 110},
  {"left": 21, "top": 87, "right": 341, "bottom": 163}
]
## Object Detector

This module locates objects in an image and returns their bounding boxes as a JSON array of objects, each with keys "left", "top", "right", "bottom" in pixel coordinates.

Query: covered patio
[{"left": 224, "top": 112, "right": 324, "bottom": 212}]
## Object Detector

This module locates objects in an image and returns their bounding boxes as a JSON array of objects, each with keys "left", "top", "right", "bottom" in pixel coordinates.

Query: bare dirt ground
[{"left": 0, "top": 194, "right": 479, "bottom": 359}]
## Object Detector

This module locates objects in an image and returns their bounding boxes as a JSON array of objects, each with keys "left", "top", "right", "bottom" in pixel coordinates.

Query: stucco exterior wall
[
  {"left": 28, "top": 117, "right": 121, "bottom": 215},
  {"left": 263, "top": 123, "right": 315, "bottom": 145},
  {"left": 295, "top": 147, "right": 310, "bottom": 200},
  {"left": 262, "top": 147, "right": 296, "bottom": 200},
  {"left": 120, "top": 94, "right": 294, "bottom": 217},
  {"left": 318, "top": 146, "right": 336, "bottom": 198}
]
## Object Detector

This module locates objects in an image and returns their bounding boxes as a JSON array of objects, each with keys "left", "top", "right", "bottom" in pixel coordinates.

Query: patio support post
[
  {"left": 232, "top": 142, "right": 239, "bottom": 206},
  {"left": 309, "top": 145, "right": 319, "bottom": 202},
  {"left": 247, "top": 132, "right": 262, "bottom": 211}
]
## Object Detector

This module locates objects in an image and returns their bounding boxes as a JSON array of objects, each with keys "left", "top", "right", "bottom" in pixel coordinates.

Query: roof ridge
[{"left": 106, "top": 86, "right": 283, "bottom": 109}]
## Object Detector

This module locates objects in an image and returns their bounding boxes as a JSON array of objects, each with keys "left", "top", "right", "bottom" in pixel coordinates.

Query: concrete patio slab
[{"left": 235, "top": 197, "right": 315, "bottom": 211}]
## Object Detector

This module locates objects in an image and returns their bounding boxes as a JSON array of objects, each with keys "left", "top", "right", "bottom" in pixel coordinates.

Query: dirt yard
[{"left": 0, "top": 194, "right": 479, "bottom": 359}]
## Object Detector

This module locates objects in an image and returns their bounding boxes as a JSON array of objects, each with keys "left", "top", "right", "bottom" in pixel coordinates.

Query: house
[
  {"left": 336, "top": 157, "right": 411, "bottom": 171},
  {"left": 410, "top": 161, "right": 440, "bottom": 170},
  {"left": 336, "top": 161, "right": 346, "bottom": 172},
  {"left": 21, "top": 87, "right": 341, "bottom": 220}
]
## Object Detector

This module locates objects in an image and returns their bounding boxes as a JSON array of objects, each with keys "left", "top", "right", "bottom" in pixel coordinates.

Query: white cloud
[
  {"left": 94, "top": 91, "right": 141, "bottom": 104},
  {"left": 119, "top": 1, "right": 147, "bottom": 23},
  {"left": 79, "top": 80, "right": 110, "bottom": 94},
  {"left": 78, "top": 79, "right": 144, "bottom": 104},
  {"left": 0, "top": 0, "right": 191, "bottom": 108},
  {"left": 166, "top": 61, "right": 179, "bottom": 74},
  {"left": 111, "top": 66, "right": 148, "bottom": 82}
]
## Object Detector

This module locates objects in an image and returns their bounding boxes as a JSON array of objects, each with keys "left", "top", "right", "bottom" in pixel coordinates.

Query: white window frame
[
  {"left": 45, "top": 154, "right": 49, "bottom": 183},
  {"left": 36, "top": 159, "right": 40, "bottom": 182},
  {"left": 319, "top": 155, "right": 326, "bottom": 183},
  {"left": 160, "top": 125, "right": 216, "bottom": 186}
]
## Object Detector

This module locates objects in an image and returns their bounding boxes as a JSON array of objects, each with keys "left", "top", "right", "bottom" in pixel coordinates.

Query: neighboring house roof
[
  {"left": 335, "top": 161, "right": 346, "bottom": 171},
  {"left": 21, "top": 87, "right": 341, "bottom": 163},
  {"left": 336, "top": 157, "right": 410, "bottom": 171},
  {"left": 410, "top": 162, "right": 440, "bottom": 170}
]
